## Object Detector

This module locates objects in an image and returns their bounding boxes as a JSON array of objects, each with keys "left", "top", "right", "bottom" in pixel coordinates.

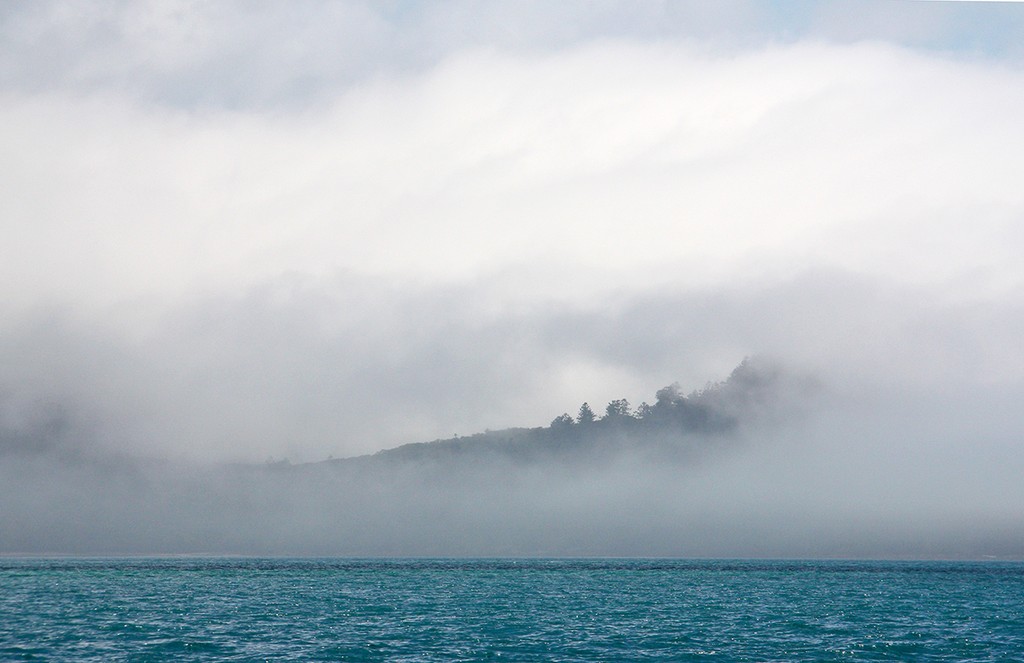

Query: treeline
[
  {"left": 548, "top": 358, "right": 771, "bottom": 436},
  {"left": 549, "top": 383, "right": 731, "bottom": 434},
  {"left": 362, "top": 358, "right": 781, "bottom": 467}
]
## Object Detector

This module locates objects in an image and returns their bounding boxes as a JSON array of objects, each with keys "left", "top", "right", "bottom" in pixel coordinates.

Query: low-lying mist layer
[{"left": 2, "top": 357, "right": 1021, "bottom": 558}]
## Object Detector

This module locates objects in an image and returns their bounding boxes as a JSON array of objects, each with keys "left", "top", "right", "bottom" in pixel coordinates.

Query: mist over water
[
  {"left": 2, "top": 2, "right": 1024, "bottom": 560},
  {"left": 2, "top": 356, "right": 1021, "bottom": 558}
]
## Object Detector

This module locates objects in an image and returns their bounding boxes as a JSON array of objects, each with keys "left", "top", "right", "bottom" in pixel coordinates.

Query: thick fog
[
  {"left": 3, "top": 342, "right": 1023, "bottom": 558},
  {"left": 2, "top": 1, "right": 1024, "bottom": 557}
]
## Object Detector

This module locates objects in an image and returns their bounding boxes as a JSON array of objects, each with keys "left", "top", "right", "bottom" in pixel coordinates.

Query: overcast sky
[{"left": 2, "top": 0, "right": 1024, "bottom": 465}]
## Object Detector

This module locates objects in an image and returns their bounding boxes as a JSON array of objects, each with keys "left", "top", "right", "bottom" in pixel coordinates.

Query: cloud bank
[
  {"left": 3, "top": 31, "right": 1024, "bottom": 460},
  {"left": 1, "top": 1, "right": 1023, "bottom": 556}
]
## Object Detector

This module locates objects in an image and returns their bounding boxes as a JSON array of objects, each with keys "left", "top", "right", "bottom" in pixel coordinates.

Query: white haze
[{"left": 1, "top": 1, "right": 1023, "bottom": 557}]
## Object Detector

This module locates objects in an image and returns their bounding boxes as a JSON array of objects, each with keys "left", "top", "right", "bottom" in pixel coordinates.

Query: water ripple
[{"left": 2, "top": 558, "right": 1023, "bottom": 661}]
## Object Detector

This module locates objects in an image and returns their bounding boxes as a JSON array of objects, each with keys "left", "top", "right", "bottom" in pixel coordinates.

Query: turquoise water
[{"left": 2, "top": 558, "right": 1023, "bottom": 661}]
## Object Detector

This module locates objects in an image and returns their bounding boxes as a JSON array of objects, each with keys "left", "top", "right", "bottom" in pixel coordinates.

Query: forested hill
[{"left": 329, "top": 357, "right": 805, "bottom": 469}]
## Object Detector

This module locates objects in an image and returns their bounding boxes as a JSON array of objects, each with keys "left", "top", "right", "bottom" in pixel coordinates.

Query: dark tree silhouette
[
  {"left": 604, "top": 399, "right": 631, "bottom": 419},
  {"left": 577, "top": 402, "right": 595, "bottom": 424},
  {"left": 655, "top": 383, "right": 683, "bottom": 408},
  {"left": 550, "top": 413, "right": 575, "bottom": 429}
]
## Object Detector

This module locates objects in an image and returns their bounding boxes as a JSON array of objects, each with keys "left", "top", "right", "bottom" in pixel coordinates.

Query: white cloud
[
  {"left": 2, "top": 15, "right": 1024, "bottom": 462},
  {"left": 2, "top": 40, "right": 1023, "bottom": 309}
]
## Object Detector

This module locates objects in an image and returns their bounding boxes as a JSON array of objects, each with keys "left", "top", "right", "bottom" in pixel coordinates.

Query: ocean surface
[{"left": 2, "top": 558, "right": 1023, "bottom": 661}]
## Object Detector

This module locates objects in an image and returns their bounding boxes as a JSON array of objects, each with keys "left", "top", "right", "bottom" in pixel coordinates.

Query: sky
[{"left": 2, "top": 0, "right": 1024, "bottom": 469}]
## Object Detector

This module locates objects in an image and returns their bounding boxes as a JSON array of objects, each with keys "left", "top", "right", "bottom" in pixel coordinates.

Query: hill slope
[{"left": 324, "top": 356, "right": 807, "bottom": 470}]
